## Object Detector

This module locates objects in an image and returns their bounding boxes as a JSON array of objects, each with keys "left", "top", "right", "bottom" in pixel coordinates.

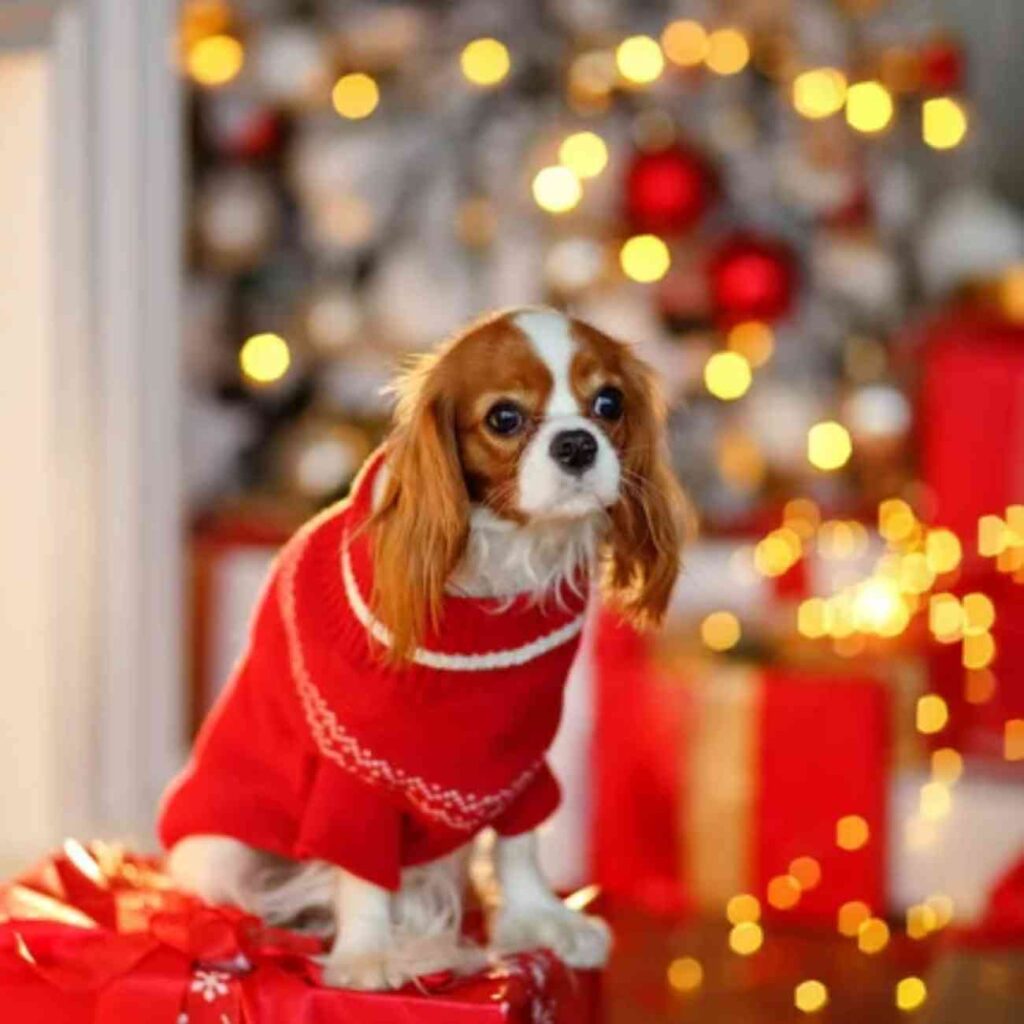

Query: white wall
[
  {"left": 0, "top": 48, "right": 60, "bottom": 867},
  {"left": 0, "top": 1, "right": 184, "bottom": 870}
]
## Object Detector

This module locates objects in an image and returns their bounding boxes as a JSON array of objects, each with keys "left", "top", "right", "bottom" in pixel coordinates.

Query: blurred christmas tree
[{"left": 179, "top": 0, "right": 1024, "bottom": 527}]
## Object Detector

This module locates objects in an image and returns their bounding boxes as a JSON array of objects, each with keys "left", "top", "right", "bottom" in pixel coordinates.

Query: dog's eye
[
  {"left": 485, "top": 401, "right": 526, "bottom": 436},
  {"left": 591, "top": 386, "right": 624, "bottom": 421}
]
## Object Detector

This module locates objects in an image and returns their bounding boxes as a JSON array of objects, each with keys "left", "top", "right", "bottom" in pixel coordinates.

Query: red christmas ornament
[
  {"left": 708, "top": 235, "right": 797, "bottom": 323},
  {"left": 204, "top": 95, "right": 283, "bottom": 161},
  {"left": 625, "top": 144, "right": 715, "bottom": 234},
  {"left": 920, "top": 35, "right": 965, "bottom": 93}
]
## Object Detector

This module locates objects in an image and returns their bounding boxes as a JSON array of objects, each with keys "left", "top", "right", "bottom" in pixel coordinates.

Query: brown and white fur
[{"left": 167, "top": 307, "right": 686, "bottom": 989}]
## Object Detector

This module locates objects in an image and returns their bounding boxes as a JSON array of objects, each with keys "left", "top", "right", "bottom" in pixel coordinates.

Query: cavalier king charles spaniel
[{"left": 163, "top": 307, "right": 686, "bottom": 989}]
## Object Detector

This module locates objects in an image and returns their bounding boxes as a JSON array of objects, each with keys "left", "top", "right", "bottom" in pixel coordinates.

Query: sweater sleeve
[
  {"left": 491, "top": 761, "right": 562, "bottom": 838},
  {"left": 295, "top": 759, "right": 404, "bottom": 891}
]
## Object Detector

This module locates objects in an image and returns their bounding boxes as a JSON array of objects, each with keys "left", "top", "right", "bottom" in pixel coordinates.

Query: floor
[{"left": 603, "top": 907, "right": 943, "bottom": 1023}]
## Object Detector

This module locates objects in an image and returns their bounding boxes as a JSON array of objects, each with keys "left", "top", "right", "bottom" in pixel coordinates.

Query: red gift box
[
  {"left": 919, "top": 310, "right": 1024, "bottom": 762},
  {"left": 0, "top": 842, "right": 599, "bottom": 1024},
  {"left": 920, "top": 310, "right": 1024, "bottom": 543},
  {"left": 593, "top": 614, "right": 890, "bottom": 924}
]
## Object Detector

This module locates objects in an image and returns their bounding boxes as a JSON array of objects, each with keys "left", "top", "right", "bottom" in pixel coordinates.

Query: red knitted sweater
[{"left": 158, "top": 450, "right": 588, "bottom": 890}]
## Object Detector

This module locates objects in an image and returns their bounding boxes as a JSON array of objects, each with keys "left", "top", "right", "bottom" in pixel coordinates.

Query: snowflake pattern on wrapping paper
[
  {"left": 190, "top": 968, "right": 232, "bottom": 1003},
  {"left": 495, "top": 951, "right": 558, "bottom": 1024}
]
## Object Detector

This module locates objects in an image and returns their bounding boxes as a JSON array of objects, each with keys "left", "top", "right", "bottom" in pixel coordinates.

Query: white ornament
[
  {"left": 813, "top": 233, "right": 901, "bottom": 315},
  {"left": 248, "top": 24, "right": 330, "bottom": 107},
  {"left": 843, "top": 384, "right": 910, "bottom": 442},
  {"left": 287, "top": 422, "right": 370, "bottom": 499},
  {"left": 545, "top": 237, "right": 605, "bottom": 295},
  {"left": 195, "top": 169, "right": 277, "bottom": 270},
  {"left": 917, "top": 187, "right": 1024, "bottom": 296},
  {"left": 305, "top": 284, "right": 363, "bottom": 353}
]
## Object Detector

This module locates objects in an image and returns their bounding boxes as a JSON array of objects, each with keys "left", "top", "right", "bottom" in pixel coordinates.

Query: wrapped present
[
  {"left": 0, "top": 841, "right": 599, "bottom": 1024},
  {"left": 919, "top": 310, "right": 1024, "bottom": 543},
  {"left": 593, "top": 613, "right": 891, "bottom": 924},
  {"left": 918, "top": 310, "right": 1024, "bottom": 763}
]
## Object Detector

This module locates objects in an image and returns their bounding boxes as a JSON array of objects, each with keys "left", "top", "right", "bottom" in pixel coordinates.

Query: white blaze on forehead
[{"left": 513, "top": 309, "right": 579, "bottom": 416}]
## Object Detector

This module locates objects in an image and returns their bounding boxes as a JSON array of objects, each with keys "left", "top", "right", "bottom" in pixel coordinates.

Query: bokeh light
[
  {"left": 962, "top": 593, "right": 995, "bottom": 635},
  {"left": 916, "top": 694, "right": 949, "bottom": 734},
  {"left": 845, "top": 80, "right": 894, "bottom": 133},
  {"left": 667, "top": 956, "right": 704, "bottom": 993},
  {"left": 857, "top": 917, "right": 891, "bottom": 954},
  {"left": 1005, "top": 719, "right": 1024, "bottom": 761},
  {"left": 925, "top": 529, "right": 962, "bottom": 574},
  {"left": 807, "top": 421, "right": 853, "bottom": 470},
  {"left": 460, "top": 37, "right": 511, "bottom": 87},
  {"left": 836, "top": 814, "right": 870, "bottom": 850},
  {"left": 794, "top": 980, "right": 829, "bottom": 1013},
  {"left": 187, "top": 34, "right": 244, "bottom": 87},
  {"left": 792, "top": 68, "right": 847, "bottom": 119},
  {"left": 239, "top": 332, "right": 291, "bottom": 385},
  {"left": 962, "top": 631, "right": 995, "bottom": 670},
  {"left": 705, "top": 28, "right": 750, "bottom": 76},
  {"left": 620, "top": 234, "right": 671, "bottom": 282},
  {"left": 661, "top": 20, "right": 709, "bottom": 67},
  {"left": 701, "top": 611, "right": 742, "bottom": 652},
  {"left": 728, "top": 921, "right": 764, "bottom": 955},
  {"left": 965, "top": 669, "right": 997, "bottom": 704},
  {"left": 879, "top": 499, "right": 917, "bottom": 543},
  {"left": 705, "top": 351, "right": 753, "bottom": 400},
  {"left": 919, "top": 782, "right": 952, "bottom": 821},
  {"left": 929, "top": 593, "right": 963, "bottom": 642},
  {"left": 789, "top": 857, "right": 822, "bottom": 891},
  {"left": 837, "top": 900, "right": 871, "bottom": 937},
  {"left": 906, "top": 903, "right": 939, "bottom": 940},
  {"left": 726, "top": 320, "right": 774, "bottom": 367},
  {"left": 726, "top": 893, "right": 761, "bottom": 924},
  {"left": 767, "top": 875, "right": 802, "bottom": 910},
  {"left": 558, "top": 131, "right": 608, "bottom": 179},
  {"left": 616, "top": 35, "right": 665, "bottom": 85},
  {"left": 331, "top": 73, "right": 380, "bottom": 119},
  {"left": 532, "top": 166, "right": 582, "bottom": 214},
  {"left": 923, "top": 97, "right": 968, "bottom": 149},
  {"left": 895, "top": 977, "right": 928, "bottom": 1011}
]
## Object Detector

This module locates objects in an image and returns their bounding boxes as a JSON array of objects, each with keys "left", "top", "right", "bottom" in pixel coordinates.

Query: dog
[{"left": 160, "top": 307, "right": 686, "bottom": 989}]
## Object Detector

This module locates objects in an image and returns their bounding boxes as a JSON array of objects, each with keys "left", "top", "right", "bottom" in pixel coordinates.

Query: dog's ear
[
  {"left": 602, "top": 348, "right": 690, "bottom": 628},
  {"left": 370, "top": 356, "right": 469, "bottom": 661}
]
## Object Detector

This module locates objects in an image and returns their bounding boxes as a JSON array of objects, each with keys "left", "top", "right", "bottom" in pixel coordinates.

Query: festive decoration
[
  {"left": 0, "top": 842, "right": 600, "bottom": 1023},
  {"left": 592, "top": 617, "right": 893, "bottom": 922},
  {"left": 708, "top": 235, "right": 797, "bottom": 323},
  {"left": 624, "top": 144, "right": 715, "bottom": 235}
]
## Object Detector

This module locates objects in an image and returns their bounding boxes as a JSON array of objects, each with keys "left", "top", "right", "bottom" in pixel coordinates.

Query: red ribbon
[{"left": 0, "top": 844, "right": 323, "bottom": 1024}]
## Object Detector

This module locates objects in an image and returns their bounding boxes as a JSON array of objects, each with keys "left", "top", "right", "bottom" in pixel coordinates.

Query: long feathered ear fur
[
  {"left": 369, "top": 356, "right": 469, "bottom": 661},
  {"left": 601, "top": 350, "right": 690, "bottom": 628}
]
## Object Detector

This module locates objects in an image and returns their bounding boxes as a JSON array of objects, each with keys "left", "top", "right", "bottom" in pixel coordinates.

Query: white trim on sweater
[{"left": 339, "top": 535, "right": 585, "bottom": 671}]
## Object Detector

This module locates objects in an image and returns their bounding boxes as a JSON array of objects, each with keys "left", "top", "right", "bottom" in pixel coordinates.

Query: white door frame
[{"left": 0, "top": 0, "right": 184, "bottom": 852}]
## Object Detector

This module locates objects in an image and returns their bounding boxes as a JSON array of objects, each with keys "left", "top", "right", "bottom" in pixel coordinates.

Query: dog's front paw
[
  {"left": 493, "top": 905, "right": 611, "bottom": 969},
  {"left": 322, "top": 950, "right": 403, "bottom": 991}
]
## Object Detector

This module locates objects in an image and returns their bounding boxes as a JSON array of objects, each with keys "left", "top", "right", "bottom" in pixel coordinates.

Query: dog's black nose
[{"left": 549, "top": 429, "right": 598, "bottom": 475}]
